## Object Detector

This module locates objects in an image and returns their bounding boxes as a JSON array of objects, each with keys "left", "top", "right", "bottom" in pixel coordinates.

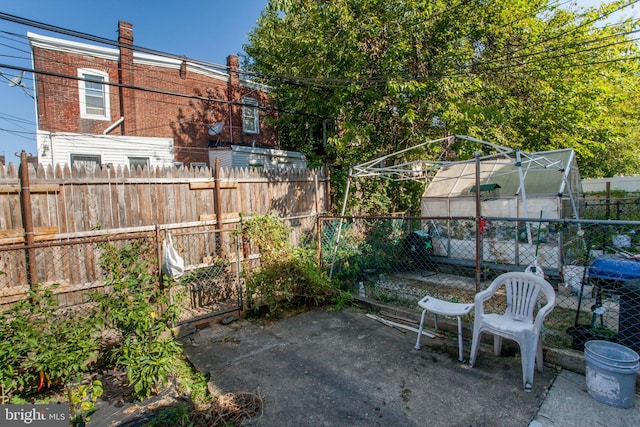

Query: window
[
  {"left": 242, "top": 97, "right": 259, "bottom": 134},
  {"left": 70, "top": 154, "right": 101, "bottom": 170},
  {"left": 128, "top": 157, "right": 149, "bottom": 170},
  {"left": 78, "top": 69, "right": 110, "bottom": 120},
  {"left": 190, "top": 162, "right": 208, "bottom": 169}
]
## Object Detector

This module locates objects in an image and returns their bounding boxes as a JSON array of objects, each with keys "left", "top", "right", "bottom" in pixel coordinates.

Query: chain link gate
[{"left": 167, "top": 226, "right": 244, "bottom": 326}]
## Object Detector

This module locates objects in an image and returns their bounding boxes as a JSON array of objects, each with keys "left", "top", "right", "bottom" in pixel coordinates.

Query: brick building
[{"left": 29, "top": 21, "right": 281, "bottom": 169}]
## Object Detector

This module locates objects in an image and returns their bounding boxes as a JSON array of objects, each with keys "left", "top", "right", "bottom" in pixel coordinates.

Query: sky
[
  {"left": 0, "top": 0, "right": 269, "bottom": 163},
  {"left": 0, "top": 0, "right": 632, "bottom": 164}
]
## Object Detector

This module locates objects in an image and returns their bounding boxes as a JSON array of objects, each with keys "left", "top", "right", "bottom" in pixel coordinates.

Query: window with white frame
[
  {"left": 128, "top": 157, "right": 149, "bottom": 170},
  {"left": 242, "top": 97, "right": 259, "bottom": 134},
  {"left": 70, "top": 154, "right": 101, "bottom": 170},
  {"left": 78, "top": 69, "right": 110, "bottom": 120}
]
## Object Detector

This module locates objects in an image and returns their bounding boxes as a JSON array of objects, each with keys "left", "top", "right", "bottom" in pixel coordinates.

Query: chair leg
[
  {"left": 493, "top": 335, "right": 503, "bottom": 356},
  {"left": 456, "top": 315, "right": 464, "bottom": 362},
  {"left": 519, "top": 339, "right": 536, "bottom": 391},
  {"left": 415, "top": 309, "right": 427, "bottom": 350},
  {"left": 535, "top": 336, "right": 544, "bottom": 373},
  {"left": 469, "top": 325, "right": 482, "bottom": 367}
]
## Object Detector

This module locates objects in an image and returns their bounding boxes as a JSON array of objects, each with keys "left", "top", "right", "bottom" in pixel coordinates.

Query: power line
[
  {"left": 2, "top": 6, "right": 637, "bottom": 93},
  {"left": 0, "top": 12, "right": 237, "bottom": 75},
  {"left": 477, "top": 0, "right": 640, "bottom": 70},
  {"left": 0, "top": 6, "right": 637, "bottom": 115}
]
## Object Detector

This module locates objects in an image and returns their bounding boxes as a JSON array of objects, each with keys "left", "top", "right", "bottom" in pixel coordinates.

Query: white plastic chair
[{"left": 469, "top": 272, "right": 556, "bottom": 391}]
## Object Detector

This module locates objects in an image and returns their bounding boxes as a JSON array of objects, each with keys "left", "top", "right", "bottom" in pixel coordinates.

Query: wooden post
[{"left": 19, "top": 150, "right": 38, "bottom": 285}]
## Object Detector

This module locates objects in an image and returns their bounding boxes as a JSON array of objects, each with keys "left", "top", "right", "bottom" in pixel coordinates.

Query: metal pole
[
  {"left": 329, "top": 168, "right": 352, "bottom": 279},
  {"left": 605, "top": 182, "right": 611, "bottom": 220},
  {"left": 475, "top": 152, "right": 481, "bottom": 292},
  {"left": 156, "top": 224, "right": 164, "bottom": 287},
  {"left": 515, "top": 150, "right": 533, "bottom": 244},
  {"left": 317, "top": 215, "right": 323, "bottom": 268},
  {"left": 19, "top": 150, "right": 38, "bottom": 286}
]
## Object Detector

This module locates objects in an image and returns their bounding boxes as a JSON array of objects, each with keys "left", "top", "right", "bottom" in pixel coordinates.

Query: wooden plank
[
  {"left": 199, "top": 212, "right": 239, "bottom": 222},
  {"left": 365, "top": 313, "right": 436, "bottom": 338},
  {"left": 0, "top": 237, "right": 24, "bottom": 245},
  {"left": 0, "top": 226, "right": 58, "bottom": 238},
  {"left": 189, "top": 182, "right": 237, "bottom": 190},
  {"left": 0, "top": 184, "right": 19, "bottom": 192},
  {"left": 31, "top": 184, "right": 61, "bottom": 193},
  {"left": 35, "top": 226, "right": 59, "bottom": 236},
  {"left": 0, "top": 229, "right": 23, "bottom": 239}
]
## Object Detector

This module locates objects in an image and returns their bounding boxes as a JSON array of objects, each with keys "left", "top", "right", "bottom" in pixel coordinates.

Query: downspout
[{"left": 103, "top": 117, "right": 124, "bottom": 135}]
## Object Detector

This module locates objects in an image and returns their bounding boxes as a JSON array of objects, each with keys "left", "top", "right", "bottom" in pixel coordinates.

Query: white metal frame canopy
[{"left": 329, "top": 135, "right": 581, "bottom": 277}]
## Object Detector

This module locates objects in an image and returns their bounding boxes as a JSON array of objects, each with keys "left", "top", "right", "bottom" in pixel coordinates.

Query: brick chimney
[
  {"left": 227, "top": 55, "right": 240, "bottom": 144},
  {"left": 118, "top": 21, "right": 136, "bottom": 134}
]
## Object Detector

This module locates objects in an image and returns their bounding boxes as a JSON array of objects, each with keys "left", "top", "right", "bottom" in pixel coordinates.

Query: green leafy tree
[{"left": 245, "top": 0, "right": 640, "bottom": 212}]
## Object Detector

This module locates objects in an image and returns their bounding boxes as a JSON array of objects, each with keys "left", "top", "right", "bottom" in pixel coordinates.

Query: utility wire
[
  {"left": 477, "top": 0, "right": 640, "bottom": 69},
  {"left": 2, "top": 6, "right": 638, "bottom": 91}
]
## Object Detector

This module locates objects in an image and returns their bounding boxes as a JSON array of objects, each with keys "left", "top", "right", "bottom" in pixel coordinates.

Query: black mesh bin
[{"left": 404, "top": 230, "right": 434, "bottom": 272}]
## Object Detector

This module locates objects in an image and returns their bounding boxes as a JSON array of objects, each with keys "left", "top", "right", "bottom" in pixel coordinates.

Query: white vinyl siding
[
  {"left": 78, "top": 69, "right": 110, "bottom": 120},
  {"left": 37, "top": 131, "right": 175, "bottom": 169}
]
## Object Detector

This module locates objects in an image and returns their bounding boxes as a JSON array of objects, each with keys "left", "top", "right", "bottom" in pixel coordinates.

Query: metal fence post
[
  {"left": 474, "top": 152, "right": 481, "bottom": 292},
  {"left": 214, "top": 158, "right": 225, "bottom": 259},
  {"left": 19, "top": 150, "right": 38, "bottom": 286}
]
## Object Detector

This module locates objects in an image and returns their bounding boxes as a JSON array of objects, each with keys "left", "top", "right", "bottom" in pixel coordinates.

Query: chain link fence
[
  {"left": 584, "top": 196, "right": 640, "bottom": 221},
  {"left": 0, "top": 224, "right": 244, "bottom": 325},
  {"left": 320, "top": 215, "right": 640, "bottom": 354}
]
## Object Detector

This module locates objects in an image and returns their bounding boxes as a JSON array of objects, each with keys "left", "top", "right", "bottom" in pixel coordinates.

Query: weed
[
  {"left": 331, "top": 290, "right": 356, "bottom": 311},
  {"left": 69, "top": 379, "right": 103, "bottom": 427},
  {"left": 0, "top": 284, "right": 99, "bottom": 402}
]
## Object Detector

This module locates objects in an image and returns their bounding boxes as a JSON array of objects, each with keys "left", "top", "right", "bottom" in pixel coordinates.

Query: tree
[{"left": 244, "top": 0, "right": 640, "bottom": 212}]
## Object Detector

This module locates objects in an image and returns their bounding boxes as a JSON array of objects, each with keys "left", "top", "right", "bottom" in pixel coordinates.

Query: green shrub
[
  {"left": 239, "top": 214, "right": 337, "bottom": 317},
  {"left": 0, "top": 284, "right": 100, "bottom": 402},
  {"left": 90, "top": 240, "right": 182, "bottom": 400}
]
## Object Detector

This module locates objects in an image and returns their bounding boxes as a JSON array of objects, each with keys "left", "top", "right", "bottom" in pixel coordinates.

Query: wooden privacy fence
[
  {"left": 0, "top": 154, "right": 329, "bottom": 239},
  {"left": 0, "top": 153, "right": 329, "bottom": 308}
]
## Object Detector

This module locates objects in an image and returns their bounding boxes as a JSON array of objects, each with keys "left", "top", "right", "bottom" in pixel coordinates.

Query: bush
[
  {"left": 239, "top": 214, "right": 337, "bottom": 316},
  {"left": 0, "top": 284, "right": 100, "bottom": 402},
  {"left": 90, "top": 240, "right": 182, "bottom": 400}
]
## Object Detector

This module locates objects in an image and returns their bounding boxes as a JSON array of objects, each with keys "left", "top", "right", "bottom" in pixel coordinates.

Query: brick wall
[{"left": 32, "top": 21, "right": 279, "bottom": 166}]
